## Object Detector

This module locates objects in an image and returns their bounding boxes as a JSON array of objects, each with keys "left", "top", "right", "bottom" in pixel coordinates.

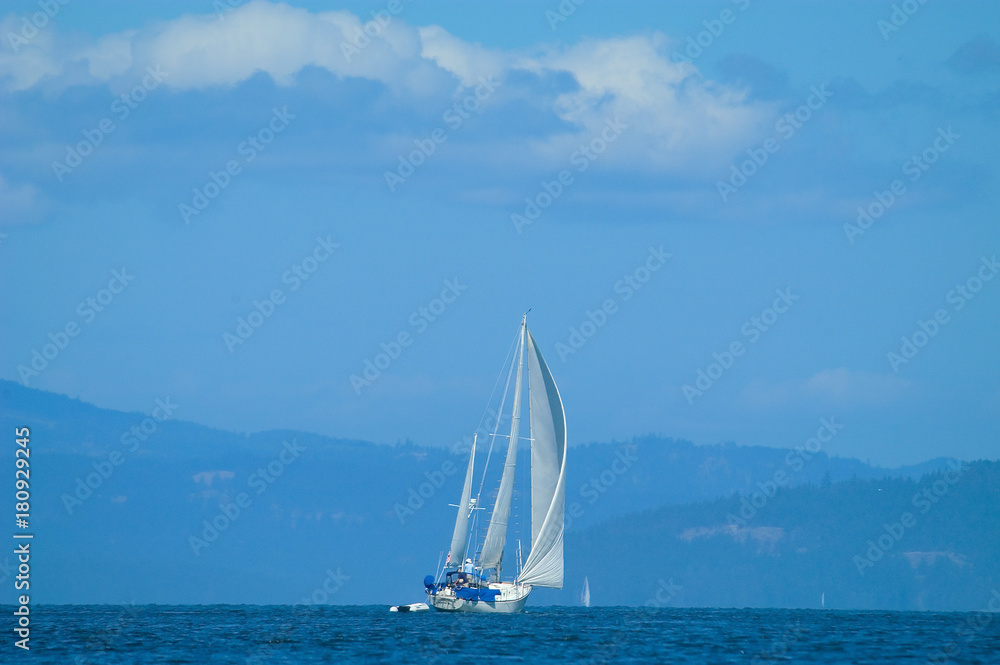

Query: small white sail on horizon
[{"left": 581, "top": 576, "right": 591, "bottom": 608}]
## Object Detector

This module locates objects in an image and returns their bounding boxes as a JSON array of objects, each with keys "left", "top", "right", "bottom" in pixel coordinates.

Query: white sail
[
  {"left": 424, "top": 313, "right": 568, "bottom": 614},
  {"left": 581, "top": 577, "right": 591, "bottom": 607},
  {"left": 478, "top": 318, "right": 526, "bottom": 570},
  {"left": 517, "top": 328, "right": 567, "bottom": 588},
  {"left": 448, "top": 435, "right": 476, "bottom": 566}
]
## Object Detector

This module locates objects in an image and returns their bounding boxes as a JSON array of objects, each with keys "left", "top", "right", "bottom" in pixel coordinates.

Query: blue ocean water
[{"left": 8, "top": 605, "right": 1000, "bottom": 664}]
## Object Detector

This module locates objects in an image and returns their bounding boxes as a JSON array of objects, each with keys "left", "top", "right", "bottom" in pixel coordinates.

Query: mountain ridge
[{"left": 1, "top": 379, "right": 989, "bottom": 608}]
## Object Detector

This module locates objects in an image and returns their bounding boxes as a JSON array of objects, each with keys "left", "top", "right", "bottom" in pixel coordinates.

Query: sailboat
[
  {"left": 424, "top": 314, "right": 567, "bottom": 613},
  {"left": 581, "top": 576, "right": 591, "bottom": 608}
]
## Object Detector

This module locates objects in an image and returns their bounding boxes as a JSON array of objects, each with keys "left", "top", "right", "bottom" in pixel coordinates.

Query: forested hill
[
  {"left": 0, "top": 379, "right": 981, "bottom": 606},
  {"left": 556, "top": 460, "right": 1000, "bottom": 611}
]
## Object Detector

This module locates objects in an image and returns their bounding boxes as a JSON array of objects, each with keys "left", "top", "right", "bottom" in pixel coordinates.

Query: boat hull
[
  {"left": 390, "top": 603, "right": 429, "bottom": 612},
  {"left": 427, "top": 583, "right": 530, "bottom": 613}
]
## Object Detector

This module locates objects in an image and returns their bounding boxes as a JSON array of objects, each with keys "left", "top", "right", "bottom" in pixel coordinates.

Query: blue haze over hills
[
  {"left": 3, "top": 380, "right": 995, "bottom": 610},
  {"left": 1, "top": 1, "right": 999, "bottom": 471}
]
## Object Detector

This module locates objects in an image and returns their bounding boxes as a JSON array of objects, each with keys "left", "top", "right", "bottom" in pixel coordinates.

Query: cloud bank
[{"left": 0, "top": 1, "right": 772, "bottom": 175}]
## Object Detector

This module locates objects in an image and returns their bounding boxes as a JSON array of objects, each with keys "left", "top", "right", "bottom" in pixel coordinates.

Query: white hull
[{"left": 427, "top": 583, "right": 530, "bottom": 613}]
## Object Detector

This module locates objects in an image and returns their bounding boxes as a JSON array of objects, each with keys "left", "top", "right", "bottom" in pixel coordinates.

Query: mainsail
[
  {"left": 517, "top": 328, "right": 567, "bottom": 588},
  {"left": 448, "top": 435, "right": 476, "bottom": 565},
  {"left": 478, "top": 318, "right": 526, "bottom": 570}
]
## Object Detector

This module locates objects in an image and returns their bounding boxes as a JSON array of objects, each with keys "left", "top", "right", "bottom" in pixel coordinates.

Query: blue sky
[{"left": 1, "top": 0, "right": 998, "bottom": 466}]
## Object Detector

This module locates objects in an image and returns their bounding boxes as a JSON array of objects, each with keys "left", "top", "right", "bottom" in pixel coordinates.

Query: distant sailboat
[
  {"left": 423, "top": 314, "right": 567, "bottom": 613},
  {"left": 581, "top": 576, "right": 591, "bottom": 608}
]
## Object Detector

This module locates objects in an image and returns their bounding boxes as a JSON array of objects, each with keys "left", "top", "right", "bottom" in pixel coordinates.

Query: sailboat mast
[{"left": 477, "top": 315, "right": 527, "bottom": 571}]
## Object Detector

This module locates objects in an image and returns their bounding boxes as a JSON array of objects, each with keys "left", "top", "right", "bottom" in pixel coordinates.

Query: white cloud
[
  {"left": 128, "top": 1, "right": 445, "bottom": 91},
  {"left": 1, "top": 1, "right": 441, "bottom": 92},
  {"left": 526, "top": 33, "right": 776, "bottom": 173},
  {"left": 0, "top": 13, "right": 65, "bottom": 90},
  {"left": 0, "top": 174, "right": 42, "bottom": 225},
  {"left": 0, "top": 2, "right": 773, "bottom": 175},
  {"left": 740, "top": 368, "right": 912, "bottom": 408},
  {"left": 412, "top": 28, "right": 776, "bottom": 173},
  {"left": 192, "top": 470, "right": 236, "bottom": 486},
  {"left": 135, "top": 3, "right": 348, "bottom": 88},
  {"left": 418, "top": 24, "right": 509, "bottom": 86},
  {"left": 78, "top": 31, "right": 135, "bottom": 82}
]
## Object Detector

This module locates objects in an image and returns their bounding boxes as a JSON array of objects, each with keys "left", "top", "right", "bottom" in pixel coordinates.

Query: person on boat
[{"left": 463, "top": 558, "right": 474, "bottom": 574}]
